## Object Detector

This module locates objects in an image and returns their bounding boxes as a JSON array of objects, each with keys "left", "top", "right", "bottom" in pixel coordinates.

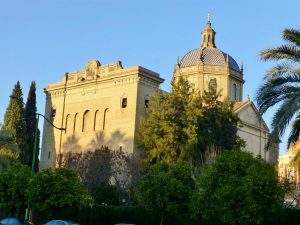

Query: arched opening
[
  {"left": 65, "top": 114, "right": 71, "bottom": 133},
  {"left": 82, "top": 110, "right": 92, "bottom": 132},
  {"left": 233, "top": 83, "right": 238, "bottom": 100},
  {"left": 94, "top": 110, "right": 101, "bottom": 131},
  {"left": 145, "top": 95, "right": 150, "bottom": 108},
  {"left": 103, "top": 108, "right": 110, "bottom": 130},
  {"left": 73, "top": 113, "right": 78, "bottom": 134},
  {"left": 208, "top": 78, "right": 217, "bottom": 94}
]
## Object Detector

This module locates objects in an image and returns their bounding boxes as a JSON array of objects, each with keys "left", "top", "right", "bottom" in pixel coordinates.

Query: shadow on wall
[
  {"left": 62, "top": 135, "right": 81, "bottom": 153},
  {"left": 61, "top": 129, "right": 131, "bottom": 154}
]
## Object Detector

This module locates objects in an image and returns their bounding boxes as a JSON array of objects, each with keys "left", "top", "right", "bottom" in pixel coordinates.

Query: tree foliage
[
  {"left": 61, "top": 147, "right": 113, "bottom": 189},
  {"left": 256, "top": 28, "right": 300, "bottom": 148},
  {"left": 28, "top": 168, "right": 92, "bottom": 214},
  {"left": 191, "top": 150, "right": 285, "bottom": 225},
  {"left": 135, "top": 162, "right": 194, "bottom": 225},
  {"left": 139, "top": 77, "right": 242, "bottom": 166},
  {"left": 60, "top": 146, "right": 141, "bottom": 207},
  {"left": 24, "top": 81, "right": 39, "bottom": 171},
  {"left": 3, "top": 81, "right": 27, "bottom": 164},
  {"left": 0, "top": 163, "right": 32, "bottom": 218},
  {"left": 0, "top": 129, "right": 19, "bottom": 170}
]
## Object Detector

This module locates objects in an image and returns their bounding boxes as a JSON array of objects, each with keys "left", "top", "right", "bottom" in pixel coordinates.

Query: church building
[{"left": 40, "top": 19, "right": 277, "bottom": 169}]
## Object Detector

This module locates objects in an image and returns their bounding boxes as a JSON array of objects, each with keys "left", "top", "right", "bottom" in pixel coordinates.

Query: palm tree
[{"left": 256, "top": 28, "right": 300, "bottom": 148}]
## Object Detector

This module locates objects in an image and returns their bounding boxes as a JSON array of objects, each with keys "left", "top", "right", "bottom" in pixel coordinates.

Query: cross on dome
[{"left": 207, "top": 13, "right": 211, "bottom": 24}]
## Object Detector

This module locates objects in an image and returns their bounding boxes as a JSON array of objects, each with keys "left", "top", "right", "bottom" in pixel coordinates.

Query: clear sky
[{"left": 0, "top": 0, "right": 299, "bottom": 153}]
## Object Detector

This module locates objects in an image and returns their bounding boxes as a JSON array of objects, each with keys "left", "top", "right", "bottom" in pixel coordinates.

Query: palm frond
[
  {"left": 264, "top": 64, "right": 300, "bottom": 80},
  {"left": 283, "top": 28, "right": 300, "bottom": 47},
  {"left": 270, "top": 96, "right": 300, "bottom": 141},
  {"left": 256, "top": 80, "right": 300, "bottom": 114},
  {"left": 260, "top": 45, "right": 300, "bottom": 62},
  {"left": 287, "top": 112, "right": 300, "bottom": 148}
]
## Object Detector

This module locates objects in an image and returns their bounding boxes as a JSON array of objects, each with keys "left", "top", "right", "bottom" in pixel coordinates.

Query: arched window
[
  {"left": 145, "top": 95, "right": 150, "bottom": 108},
  {"left": 73, "top": 113, "right": 78, "bottom": 134},
  {"left": 65, "top": 114, "right": 71, "bottom": 133},
  {"left": 233, "top": 83, "right": 238, "bottom": 100},
  {"left": 94, "top": 110, "right": 101, "bottom": 131},
  {"left": 82, "top": 110, "right": 92, "bottom": 132},
  {"left": 103, "top": 108, "right": 110, "bottom": 130},
  {"left": 208, "top": 78, "right": 217, "bottom": 94}
]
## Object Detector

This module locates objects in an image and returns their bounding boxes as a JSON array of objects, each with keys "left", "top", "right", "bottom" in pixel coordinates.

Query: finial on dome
[
  {"left": 176, "top": 56, "right": 181, "bottom": 67},
  {"left": 240, "top": 61, "right": 244, "bottom": 73}
]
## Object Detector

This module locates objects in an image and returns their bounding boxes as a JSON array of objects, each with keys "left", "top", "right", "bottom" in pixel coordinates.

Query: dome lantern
[{"left": 201, "top": 14, "right": 216, "bottom": 48}]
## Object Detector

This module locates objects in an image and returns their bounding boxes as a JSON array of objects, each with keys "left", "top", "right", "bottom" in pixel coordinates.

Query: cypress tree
[
  {"left": 24, "top": 81, "right": 40, "bottom": 171},
  {"left": 3, "top": 81, "right": 28, "bottom": 164}
]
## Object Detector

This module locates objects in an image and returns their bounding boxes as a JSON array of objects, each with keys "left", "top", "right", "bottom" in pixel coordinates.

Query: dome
[{"left": 179, "top": 47, "right": 241, "bottom": 72}]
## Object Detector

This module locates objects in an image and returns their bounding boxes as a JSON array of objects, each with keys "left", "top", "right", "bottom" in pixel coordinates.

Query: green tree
[
  {"left": 28, "top": 168, "right": 92, "bottom": 216},
  {"left": 24, "top": 81, "right": 39, "bottom": 170},
  {"left": 0, "top": 163, "right": 32, "bottom": 218},
  {"left": 191, "top": 150, "right": 285, "bottom": 225},
  {"left": 0, "top": 129, "right": 19, "bottom": 170},
  {"left": 139, "top": 77, "right": 242, "bottom": 165},
  {"left": 3, "top": 81, "right": 28, "bottom": 164},
  {"left": 135, "top": 162, "right": 194, "bottom": 225},
  {"left": 256, "top": 28, "right": 300, "bottom": 147}
]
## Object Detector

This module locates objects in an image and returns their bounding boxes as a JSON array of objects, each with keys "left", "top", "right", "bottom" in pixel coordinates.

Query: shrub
[
  {"left": 135, "top": 162, "right": 195, "bottom": 225},
  {"left": 0, "top": 163, "right": 32, "bottom": 218},
  {"left": 28, "top": 168, "right": 92, "bottom": 221},
  {"left": 191, "top": 150, "right": 285, "bottom": 225}
]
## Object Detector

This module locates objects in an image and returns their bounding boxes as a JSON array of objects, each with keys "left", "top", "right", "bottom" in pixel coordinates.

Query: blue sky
[{"left": 0, "top": 0, "right": 299, "bottom": 153}]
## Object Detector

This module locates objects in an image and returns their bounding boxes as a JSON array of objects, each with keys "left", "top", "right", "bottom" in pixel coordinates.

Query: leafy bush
[
  {"left": 191, "top": 150, "right": 285, "bottom": 225},
  {"left": 135, "top": 162, "right": 195, "bottom": 225},
  {"left": 279, "top": 208, "right": 300, "bottom": 225},
  {"left": 0, "top": 163, "right": 32, "bottom": 218},
  {"left": 28, "top": 168, "right": 92, "bottom": 221}
]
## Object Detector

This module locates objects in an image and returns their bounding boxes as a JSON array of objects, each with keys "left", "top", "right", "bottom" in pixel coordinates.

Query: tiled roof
[{"left": 179, "top": 47, "right": 240, "bottom": 72}]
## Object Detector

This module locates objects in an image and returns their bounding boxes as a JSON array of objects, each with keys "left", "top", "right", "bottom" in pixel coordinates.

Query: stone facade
[
  {"left": 40, "top": 19, "right": 278, "bottom": 169},
  {"left": 40, "top": 61, "right": 163, "bottom": 168}
]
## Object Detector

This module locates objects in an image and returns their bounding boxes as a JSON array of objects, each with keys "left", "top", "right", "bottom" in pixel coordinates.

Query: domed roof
[
  {"left": 179, "top": 47, "right": 240, "bottom": 72},
  {"left": 177, "top": 19, "right": 241, "bottom": 73}
]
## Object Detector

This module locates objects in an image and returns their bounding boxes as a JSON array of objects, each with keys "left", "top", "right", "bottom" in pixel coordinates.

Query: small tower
[{"left": 201, "top": 14, "right": 216, "bottom": 48}]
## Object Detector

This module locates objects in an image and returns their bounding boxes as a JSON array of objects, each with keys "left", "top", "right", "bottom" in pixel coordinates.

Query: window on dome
[
  {"left": 233, "top": 83, "right": 238, "bottom": 101},
  {"left": 208, "top": 78, "right": 217, "bottom": 94}
]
